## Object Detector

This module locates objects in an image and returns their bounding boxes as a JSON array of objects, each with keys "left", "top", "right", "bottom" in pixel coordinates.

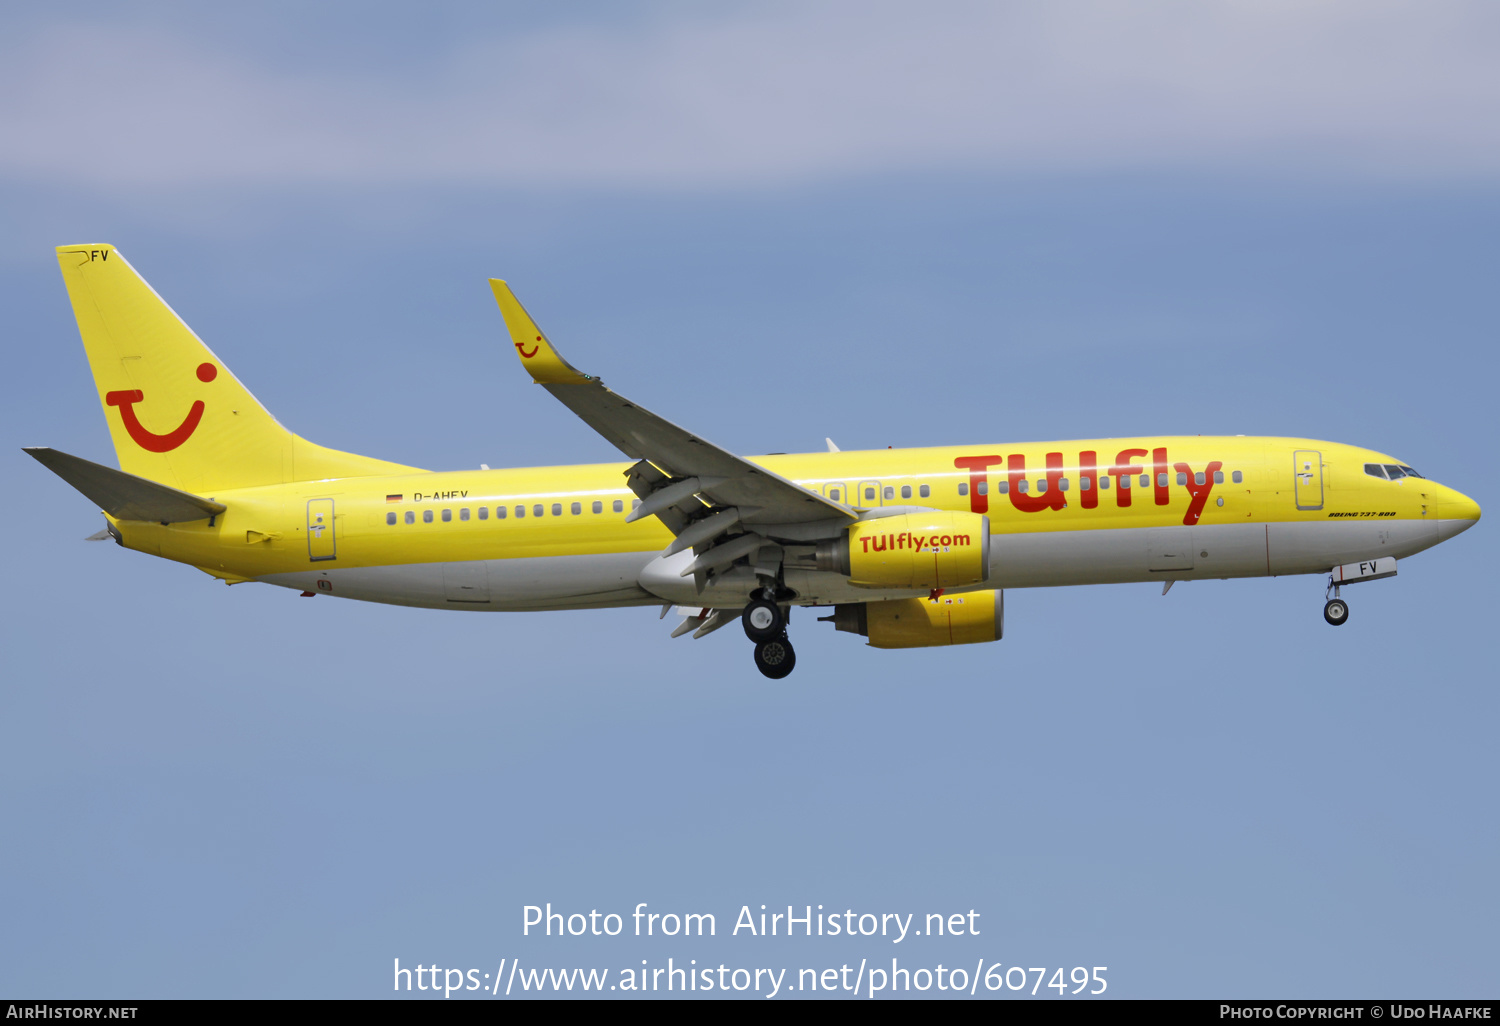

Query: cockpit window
[{"left": 1367, "top": 462, "right": 1425, "bottom": 481}]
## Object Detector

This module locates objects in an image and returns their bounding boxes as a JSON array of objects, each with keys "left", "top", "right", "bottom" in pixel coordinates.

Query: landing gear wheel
[
  {"left": 1323, "top": 598, "right": 1349, "bottom": 626},
  {"left": 742, "top": 598, "right": 784, "bottom": 642},
  {"left": 754, "top": 634, "right": 796, "bottom": 679}
]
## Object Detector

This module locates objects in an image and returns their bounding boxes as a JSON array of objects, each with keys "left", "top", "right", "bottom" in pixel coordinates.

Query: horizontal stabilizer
[{"left": 24, "top": 447, "right": 226, "bottom": 523}]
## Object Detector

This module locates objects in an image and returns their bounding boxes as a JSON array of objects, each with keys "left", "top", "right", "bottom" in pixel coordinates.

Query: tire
[
  {"left": 754, "top": 635, "right": 796, "bottom": 679},
  {"left": 742, "top": 598, "right": 783, "bottom": 642},
  {"left": 1323, "top": 599, "right": 1349, "bottom": 626}
]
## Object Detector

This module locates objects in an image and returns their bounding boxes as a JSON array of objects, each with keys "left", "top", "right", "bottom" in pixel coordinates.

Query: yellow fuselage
[{"left": 108, "top": 435, "right": 1480, "bottom": 611}]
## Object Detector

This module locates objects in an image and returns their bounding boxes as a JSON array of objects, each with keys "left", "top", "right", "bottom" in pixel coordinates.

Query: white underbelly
[
  {"left": 257, "top": 552, "right": 659, "bottom": 610},
  {"left": 254, "top": 518, "right": 1454, "bottom": 608},
  {"left": 988, "top": 518, "right": 1444, "bottom": 587}
]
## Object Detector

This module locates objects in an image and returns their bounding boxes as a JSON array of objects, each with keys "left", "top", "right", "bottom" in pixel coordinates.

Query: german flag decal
[{"left": 386, "top": 494, "right": 403, "bottom": 503}]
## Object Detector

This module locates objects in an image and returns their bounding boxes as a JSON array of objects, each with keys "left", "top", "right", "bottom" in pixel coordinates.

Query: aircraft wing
[{"left": 490, "top": 281, "right": 854, "bottom": 541}]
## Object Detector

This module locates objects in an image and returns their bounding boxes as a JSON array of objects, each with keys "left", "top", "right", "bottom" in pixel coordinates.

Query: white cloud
[{"left": 3, "top": 1, "right": 1499, "bottom": 190}]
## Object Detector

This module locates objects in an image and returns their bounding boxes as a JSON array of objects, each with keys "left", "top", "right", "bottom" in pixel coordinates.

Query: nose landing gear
[{"left": 1323, "top": 577, "right": 1349, "bottom": 626}]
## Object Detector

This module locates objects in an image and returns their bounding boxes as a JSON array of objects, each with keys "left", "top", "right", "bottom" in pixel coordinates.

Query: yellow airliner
[{"left": 28, "top": 245, "right": 1481, "bottom": 678}]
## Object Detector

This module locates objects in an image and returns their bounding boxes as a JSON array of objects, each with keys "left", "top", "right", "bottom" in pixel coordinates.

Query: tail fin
[{"left": 55, "top": 244, "right": 421, "bottom": 493}]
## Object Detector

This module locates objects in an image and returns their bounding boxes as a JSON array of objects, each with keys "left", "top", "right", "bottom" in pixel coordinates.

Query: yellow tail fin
[{"left": 56, "top": 244, "right": 421, "bottom": 493}]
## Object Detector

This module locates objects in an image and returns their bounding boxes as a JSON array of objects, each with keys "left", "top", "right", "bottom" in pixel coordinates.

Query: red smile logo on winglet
[
  {"left": 105, "top": 362, "right": 216, "bottom": 452},
  {"left": 516, "top": 334, "right": 541, "bottom": 359}
]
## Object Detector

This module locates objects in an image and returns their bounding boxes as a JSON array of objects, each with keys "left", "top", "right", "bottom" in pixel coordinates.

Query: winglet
[{"left": 489, "top": 280, "right": 592, "bottom": 385}]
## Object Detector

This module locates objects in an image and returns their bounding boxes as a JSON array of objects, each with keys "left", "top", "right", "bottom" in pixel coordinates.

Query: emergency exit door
[
  {"left": 1293, "top": 450, "right": 1323, "bottom": 510},
  {"left": 307, "top": 498, "right": 336, "bottom": 561}
]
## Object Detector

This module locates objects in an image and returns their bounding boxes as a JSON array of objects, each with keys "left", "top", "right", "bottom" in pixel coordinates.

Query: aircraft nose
[{"left": 1436, "top": 485, "right": 1481, "bottom": 541}]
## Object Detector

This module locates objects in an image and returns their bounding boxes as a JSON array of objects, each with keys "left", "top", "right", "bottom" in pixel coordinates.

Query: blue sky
[{"left": 2, "top": 2, "right": 1496, "bottom": 999}]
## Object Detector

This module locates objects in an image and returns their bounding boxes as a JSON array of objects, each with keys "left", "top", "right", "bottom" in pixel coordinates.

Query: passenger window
[
  {"left": 386, "top": 512, "right": 397, "bottom": 525},
  {"left": 1157, "top": 473, "right": 1168, "bottom": 487},
  {"left": 423, "top": 510, "right": 434, "bottom": 523},
  {"left": 1120, "top": 475, "right": 1130, "bottom": 489},
  {"left": 901, "top": 485, "right": 912, "bottom": 499},
  {"left": 829, "top": 489, "right": 841, "bottom": 502},
  {"left": 533, "top": 504, "right": 544, "bottom": 517},
  {"left": 997, "top": 481, "right": 1009, "bottom": 493},
  {"left": 460, "top": 508, "right": 470, "bottom": 521},
  {"left": 883, "top": 486, "right": 894, "bottom": 500},
  {"left": 1140, "top": 475, "right": 1150, "bottom": 488},
  {"left": 1099, "top": 475, "right": 1109, "bottom": 489},
  {"left": 1176, "top": 472, "right": 1187, "bottom": 485},
  {"left": 1017, "top": 480, "right": 1029, "bottom": 494},
  {"left": 1195, "top": 472, "right": 1205, "bottom": 486},
  {"left": 552, "top": 503, "right": 562, "bottom": 516},
  {"left": 1231, "top": 471, "right": 1243, "bottom": 484},
  {"left": 441, "top": 509, "right": 452, "bottom": 522},
  {"left": 1059, "top": 477, "right": 1069, "bottom": 491},
  {"left": 864, "top": 487, "right": 876, "bottom": 501},
  {"left": 404, "top": 510, "right": 415, "bottom": 524},
  {"left": 1080, "top": 477, "right": 1091, "bottom": 490},
  {"left": 958, "top": 483, "right": 968, "bottom": 496},
  {"left": 593, "top": 501, "right": 603, "bottom": 514},
  {"left": 496, "top": 506, "right": 506, "bottom": 519},
  {"left": 478, "top": 507, "right": 488, "bottom": 520},
  {"left": 1036, "top": 479, "right": 1047, "bottom": 493},
  {"left": 976, "top": 481, "right": 988, "bottom": 495},
  {"left": 613, "top": 499, "right": 624, "bottom": 513},
  {"left": 515, "top": 505, "right": 525, "bottom": 518},
  {"left": 571, "top": 502, "right": 581, "bottom": 515},
  {"left": 919, "top": 484, "right": 930, "bottom": 498},
  {"left": 1213, "top": 471, "right": 1224, "bottom": 484}
]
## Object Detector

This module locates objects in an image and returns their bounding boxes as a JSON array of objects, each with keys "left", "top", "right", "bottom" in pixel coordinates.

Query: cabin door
[
  {"left": 1293, "top": 450, "right": 1323, "bottom": 510},
  {"left": 307, "top": 499, "right": 336, "bottom": 562}
]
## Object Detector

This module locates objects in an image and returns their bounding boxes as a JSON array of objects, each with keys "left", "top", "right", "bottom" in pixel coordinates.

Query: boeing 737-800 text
[{"left": 27, "top": 245, "right": 1481, "bottom": 678}]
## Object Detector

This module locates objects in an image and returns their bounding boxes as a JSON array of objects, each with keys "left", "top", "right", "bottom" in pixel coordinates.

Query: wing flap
[{"left": 540, "top": 381, "right": 838, "bottom": 524}]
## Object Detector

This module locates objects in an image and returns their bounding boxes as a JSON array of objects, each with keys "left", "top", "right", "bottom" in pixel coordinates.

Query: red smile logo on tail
[{"left": 105, "top": 362, "right": 217, "bottom": 453}]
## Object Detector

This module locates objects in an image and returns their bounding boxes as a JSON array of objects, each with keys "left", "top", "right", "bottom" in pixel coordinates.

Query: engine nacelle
[
  {"left": 824, "top": 590, "right": 1004, "bottom": 649},
  {"left": 817, "top": 511, "right": 990, "bottom": 590}
]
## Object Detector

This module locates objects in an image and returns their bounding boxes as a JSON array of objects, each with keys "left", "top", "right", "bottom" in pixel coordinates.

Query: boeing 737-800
[{"left": 27, "top": 245, "right": 1481, "bottom": 678}]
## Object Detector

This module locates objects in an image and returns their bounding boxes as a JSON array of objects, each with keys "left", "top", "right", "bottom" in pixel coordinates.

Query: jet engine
[
  {"left": 815, "top": 511, "right": 990, "bottom": 590},
  {"left": 822, "top": 590, "right": 1004, "bottom": 648}
]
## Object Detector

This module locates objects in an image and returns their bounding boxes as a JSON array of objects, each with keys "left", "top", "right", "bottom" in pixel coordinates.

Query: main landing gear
[
  {"left": 743, "top": 591, "right": 796, "bottom": 678},
  {"left": 753, "top": 633, "right": 796, "bottom": 679},
  {"left": 1323, "top": 578, "right": 1349, "bottom": 626}
]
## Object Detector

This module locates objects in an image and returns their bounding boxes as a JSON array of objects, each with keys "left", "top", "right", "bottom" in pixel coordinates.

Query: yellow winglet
[{"left": 489, "top": 280, "right": 592, "bottom": 385}]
